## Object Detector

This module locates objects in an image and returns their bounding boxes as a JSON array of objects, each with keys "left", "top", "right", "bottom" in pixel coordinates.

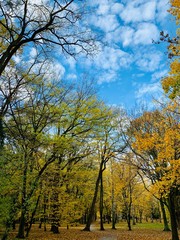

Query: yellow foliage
[
  {"left": 161, "top": 60, "right": 180, "bottom": 99},
  {"left": 161, "top": 1, "right": 180, "bottom": 99},
  {"left": 169, "top": 0, "right": 180, "bottom": 23},
  {"left": 130, "top": 109, "right": 180, "bottom": 198}
]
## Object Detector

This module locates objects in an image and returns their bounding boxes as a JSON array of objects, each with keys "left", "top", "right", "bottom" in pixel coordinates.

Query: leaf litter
[{"left": 7, "top": 224, "right": 174, "bottom": 240}]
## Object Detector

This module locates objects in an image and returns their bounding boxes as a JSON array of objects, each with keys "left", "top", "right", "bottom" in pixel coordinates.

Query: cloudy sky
[{"left": 60, "top": 0, "right": 175, "bottom": 109}]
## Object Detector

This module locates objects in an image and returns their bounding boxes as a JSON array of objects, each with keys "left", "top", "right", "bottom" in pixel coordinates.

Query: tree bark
[
  {"left": 50, "top": 164, "right": 60, "bottom": 234},
  {"left": 100, "top": 170, "right": 105, "bottom": 230},
  {"left": 16, "top": 154, "right": 28, "bottom": 239},
  {"left": 83, "top": 161, "right": 103, "bottom": 231},
  {"left": 159, "top": 198, "right": 171, "bottom": 231},
  {"left": 168, "top": 191, "right": 179, "bottom": 240},
  {"left": 16, "top": 208, "right": 26, "bottom": 239},
  {"left": 127, "top": 206, "right": 132, "bottom": 231},
  {"left": 26, "top": 194, "right": 41, "bottom": 237},
  {"left": 127, "top": 183, "right": 132, "bottom": 231},
  {"left": 111, "top": 161, "right": 116, "bottom": 230}
]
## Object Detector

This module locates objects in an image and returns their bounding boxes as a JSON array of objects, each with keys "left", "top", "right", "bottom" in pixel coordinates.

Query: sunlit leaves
[
  {"left": 161, "top": 0, "right": 180, "bottom": 99},
  {"left": 129, "top": 109, "right": 180, "bottom": 198},
  {"left": 162, "top": 60, "right": 180, "bottom": 99}
]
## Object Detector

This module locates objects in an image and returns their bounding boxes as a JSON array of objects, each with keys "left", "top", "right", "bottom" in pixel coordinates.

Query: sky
[
  {"left": 20, "top": 0, "right": 176, "bottom": 111},
  {"left": 56, "top": 0, "right": 175, "bottom": 110}
]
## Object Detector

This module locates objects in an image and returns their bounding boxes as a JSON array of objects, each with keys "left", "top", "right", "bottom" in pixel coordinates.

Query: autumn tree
[
  {"left": 161, "top": 0, "right": 180, "bottom": 99},
  {"left": 40, "top": 156, "right": 97, "bottom": 229},
  {"left": 1, "top": 74, "right": 113, "bottom": 238},
  {"left": 0, "top": 0, "right": 97, "bottom": 145},
  {"left": 0, "top": 0, "right": 96, "bottom": 75},
  {"left": 83, "top": 109, "right": 126, "bottom": 231},
  {"left": 124, "top": 109, "right": 180, "bottom": 240}
]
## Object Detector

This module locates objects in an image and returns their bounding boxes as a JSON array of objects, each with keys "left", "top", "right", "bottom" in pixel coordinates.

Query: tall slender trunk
[
  {"left": 50, "top": 163, "right": 60, "bottom": 234},
  {"left": 17, "top": 154, "right": 28, "bottom": 239},
  {"left": 127, "top": 184, "right": 132, "bottom": 231},
  {"left": 0, "top": 115, "right": 4, "bottom": 147},
  {"left": 83, "top": 161, "right": 103, "bottom": 231},
  {"left": 168, "top": 192, "right": 179, "bottom": 240},
  {"left": 111, "top": 161, "right": 116, "bottom": 230},
  {"left": 100, "top": 170, "right": 105, "bottom": 230},
  {"left": 159, "top": 198, "right": 170, "bottom": 231},
  {"left": 127, "top": 204, "right": 132, "bottom": 231},
  {"left": 26, "top": 194, "right": 41, "bottom": 237},
  {"left": 139, "top": 209, "right": 143, "bottom": 223},
  {"left": 43, "top": 194, "right": 47, "bottom": 231},
  {"left": 17, "top": 205, "right": 26, "bottom": 239}
]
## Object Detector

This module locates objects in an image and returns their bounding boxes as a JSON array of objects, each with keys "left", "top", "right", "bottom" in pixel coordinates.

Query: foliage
[
  {"left": 162, "top": 59, "right": 180, "bottom": 99},
  {"left": 128, "top": 109, "right": 180, "bottom": 198},
  {"left": 161, "top": 0, "right": 180, "bottom": 99}
]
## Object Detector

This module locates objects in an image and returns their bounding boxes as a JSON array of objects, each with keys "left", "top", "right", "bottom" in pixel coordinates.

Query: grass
[{"left": 133, "top": 222, "right": 165, "bottom": 230}]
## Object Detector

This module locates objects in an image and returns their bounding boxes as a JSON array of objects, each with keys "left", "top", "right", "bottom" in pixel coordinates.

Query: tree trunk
[
  {"left": 26, "top": 194, "right": 41, "bottom": 237},
  {"left": 127, "top": 184, "right": 132, "bottom": 231},
  {"left": 127, "top": 207, "right": 132, "bottom": 231},
  {"left": 17, "top": 156, "right": 28, "bottom": 239},
  {"left": 159, "top": 198, "right": 171, "bottom": 231},
  {"left": 0, "top": 115, "right": 4, "bottom": 147},
  {"left": 50, "top": 164, "right": 60, "bottom": 234},
  {"left": 51, "top": 224, "right": 59, "bottom": 234},
  {"left": 139, "top": 210, "right": 143, "bottom": 223},
  {"left": 175, "top": 195, "right": 180, "bottom": 229},
  {"left": 100, "top": 170, "right": 105, "bottom": 230},
  {"left": 168, "top": 191, "right": 179, "bottom": 240},
  {"left": 83, "top": 161, "right": 103, "bottom": 231},
  {"left": 111, "top": 160, "right": 116, "bottom": 230},
  {"left": 16, "top": 208, "right": 26, "bottom": 238}
]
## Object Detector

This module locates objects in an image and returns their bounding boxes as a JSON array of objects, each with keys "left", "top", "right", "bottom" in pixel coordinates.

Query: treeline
[{"left": 0, "top": 1, "right": 179, "bottom": 240}]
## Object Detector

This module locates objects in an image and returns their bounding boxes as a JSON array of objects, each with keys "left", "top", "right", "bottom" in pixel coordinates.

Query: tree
[
  {"left": 83, "top": 109, "right": 126, "bottom": 231},
  {"left": 0, "top": 0, "right": 96, "bottom": 76},
  {"left": 161, "top": 59, "right": 180, "bottom": 100},
  {"left": 124, "top": 109, "right": 179, "bottom": 240},
  {"left": 0, "top": 0, "right": 97, "bottom": 145},
  {"left": 2, "top": 75, "right": 111, "bottom": 238},
  {"left": 161, "top": 0, "right": 180, "bottom": 99}
]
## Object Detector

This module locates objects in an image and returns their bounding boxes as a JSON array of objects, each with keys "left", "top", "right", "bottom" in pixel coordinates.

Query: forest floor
[{"left": 3, "top": 222, "right": 176, "bottom": 240}]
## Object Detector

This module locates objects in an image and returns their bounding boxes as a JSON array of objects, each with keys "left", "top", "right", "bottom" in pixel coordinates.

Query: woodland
[{"left": 0, "top": 0, "right": 179, "bottom": 240}]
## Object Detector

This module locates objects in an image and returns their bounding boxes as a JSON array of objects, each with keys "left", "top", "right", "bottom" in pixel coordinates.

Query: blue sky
[
  {"left": 61, "top": 0, "right": 175, "bottom": 110},
  {"left": 26, "top": 0, "right": 175, "bottom": 110}
]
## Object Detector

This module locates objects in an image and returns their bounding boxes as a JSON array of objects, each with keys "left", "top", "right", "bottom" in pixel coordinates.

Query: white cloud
[
  {"left": 111, "top": 3, "right": 124, "bottom": 14},
  {"left": 120, "top": 1, "right": 156, "bottom": 23},
  {"left": 97, "top": 70, "right": 117, "bottom": 84},
  {"left": 151, "top": 69, "right": 168, "bottom": 82},
  {"left": 136, "top": 50, "right": 163, "bottom": 72},
  {"left": 94, "top": 46, "right": 132, "bottom": 71},
  {"left": 119, "top": 27, "right": 134, "bottom": 47},
  {"left": 136, "top": 81, "right": 162, "bottom": 99},
  {"left": 97, "top": 3, "right": 110, "bottom": 15},
  {"left": 13, "top": 55, "right": 21, "bottom": 64},
  {"left": 30, "top": 47, "right": 38, "bottom": 58},
  {"left": 134, "top": 23, "right": 159, "bottom": 45},
  {"left": 91, "top": 14, "right": 119, "bottom": 32},
  {"left": 67, "top": 74, "right": 77, "bottom": 80},
  {"left": 156, "top": 0, "right": 170, "bottom": 22},
  {"left": 119, "top": 23, "right": 159, "bottom": 46},
  {"left": 66, "top": 57, "right": 76, "bottom": 70},
  {"left": 86, "top": 46, "right": 133, "bottom": 84},
  {"left": 132, "top": 73, "right": 145, "bottom": 79}
]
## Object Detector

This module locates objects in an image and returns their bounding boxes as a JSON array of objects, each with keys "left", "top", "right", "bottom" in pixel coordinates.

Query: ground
[{"left": 3, "top": 222, "right": 176, "bottom": 240}]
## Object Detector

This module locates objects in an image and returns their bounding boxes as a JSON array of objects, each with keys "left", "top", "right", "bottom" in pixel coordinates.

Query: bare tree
[
  {"left": 0, "top": 0, "right": 97, "bottom": 145},
  {"left": 0, "top": 0, "right": 96, "bottom": 76}
]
